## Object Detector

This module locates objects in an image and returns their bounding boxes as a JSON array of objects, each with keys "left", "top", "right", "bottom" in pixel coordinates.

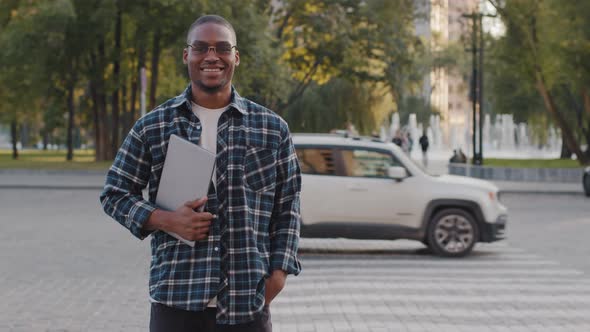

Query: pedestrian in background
[
  {"left": 419, "top": 131, "right": 429, "bottom": 167},
  {"left": 100, "top": 14, "right": 302, "bottom": 332},
  {"left": 392, "top": 130, "right": 403, "bottom": 147},
  {"left": 405, "top": 131, "right": 413, "bottom": 154}
]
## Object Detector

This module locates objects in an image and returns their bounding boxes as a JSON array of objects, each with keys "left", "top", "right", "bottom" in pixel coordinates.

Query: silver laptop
[{"left": 155, "top": 134, "right": 216, "bottom": 246}]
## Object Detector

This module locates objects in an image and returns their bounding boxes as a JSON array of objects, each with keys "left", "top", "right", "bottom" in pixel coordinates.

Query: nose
[{"left": 203, "top": 47, "right": 220, "bottom": 61}]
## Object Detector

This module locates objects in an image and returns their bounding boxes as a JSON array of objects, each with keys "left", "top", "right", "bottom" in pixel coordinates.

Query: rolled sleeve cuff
[
  {"left": 127, "top": 200, "right": 157, "bottom": 240},
  {"left": 270, "top": 250, "right": 302, "bottom": 276}
]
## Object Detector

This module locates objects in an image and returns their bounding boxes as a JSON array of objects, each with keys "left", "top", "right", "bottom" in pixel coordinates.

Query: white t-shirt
[
  {"left": 192, "top": 101, "right": 227, "bottom": 308},
  {"left": 192, "top": 102, "right": 227, "bottom": 189},
  {"left": 191, "top": 102, "right": 227, "bottom": 155}
]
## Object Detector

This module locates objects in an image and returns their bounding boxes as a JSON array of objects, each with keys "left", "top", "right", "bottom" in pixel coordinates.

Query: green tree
[{"left": 489, "top": 0, "right": 590, "bottom": 164}]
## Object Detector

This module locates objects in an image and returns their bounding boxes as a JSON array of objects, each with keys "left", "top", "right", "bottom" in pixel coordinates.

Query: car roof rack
[{"left": 293, "top": 132, "right": 385, "bottom": 143}]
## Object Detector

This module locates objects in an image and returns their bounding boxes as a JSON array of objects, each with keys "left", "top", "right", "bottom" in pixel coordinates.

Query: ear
[
  {"left": 234, "top": 50, "right": 240, "bottom": 67},
  {"left": 183, "top": 48, "right": 188, "bottom": 65}
]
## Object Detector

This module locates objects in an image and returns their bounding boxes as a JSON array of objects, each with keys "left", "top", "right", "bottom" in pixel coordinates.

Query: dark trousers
[{"left": 149, "top": 303, "right": 272, "bottom": 332}]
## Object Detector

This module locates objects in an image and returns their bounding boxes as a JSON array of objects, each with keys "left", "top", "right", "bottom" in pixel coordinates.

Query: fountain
[{"left": 383, "top": 113, "right": 562, "bottom": 160}]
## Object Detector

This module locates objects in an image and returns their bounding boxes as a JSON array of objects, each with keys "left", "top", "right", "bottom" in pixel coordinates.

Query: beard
[{"left": 195, "top": 78, "right": 229, "bottom": 94}]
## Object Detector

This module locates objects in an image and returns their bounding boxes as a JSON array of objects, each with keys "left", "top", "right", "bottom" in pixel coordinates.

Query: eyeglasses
[{"left": 186, "top": 41, "right": 237, "bottom": 55}]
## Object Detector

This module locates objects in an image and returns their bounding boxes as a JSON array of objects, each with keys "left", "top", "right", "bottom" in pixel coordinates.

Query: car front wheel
[{"left": 427, "top": 208, "right": 478, "bottom": 257}]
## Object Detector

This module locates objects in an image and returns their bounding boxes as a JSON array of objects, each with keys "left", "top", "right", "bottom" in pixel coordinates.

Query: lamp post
[
  {"left": 462, "top": 12, "right": 482, "bottom": 165},
  {"left": 462, "top": 11, "right": 496, "bottom": 165}
]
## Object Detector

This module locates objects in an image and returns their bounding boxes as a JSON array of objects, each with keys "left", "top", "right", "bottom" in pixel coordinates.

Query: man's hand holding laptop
[{"left": 144, "top": 196, "right": 215, "bottom": 241}]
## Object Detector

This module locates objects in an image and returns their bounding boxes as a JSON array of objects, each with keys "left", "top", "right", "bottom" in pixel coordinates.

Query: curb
[
  {"left": 298, "top": 247, "right": 432, "bottom": 255},
  {"left": 448, "top": 163, "right": 584, "bottom": 183},
  {"left": 0, "top": 169, "right": 107, "bottom": 176},
  {"left": 0, "top": 185, "right": 103, "bottom": 190}
]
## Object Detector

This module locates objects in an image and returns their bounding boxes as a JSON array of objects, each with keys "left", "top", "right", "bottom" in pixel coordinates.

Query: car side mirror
[{"left": 387, "top": 166, "right": 407, "bottom": 180}]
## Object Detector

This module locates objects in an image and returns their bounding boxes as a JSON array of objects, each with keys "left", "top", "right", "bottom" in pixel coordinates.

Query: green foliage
[
  {"left": 0, "top": 149, "right": 111, "bottom": 170},
  {"left": 484, "top": 158, "right": 580, "bottom": 169},
  {"left": 486, "top": 32, "right": 544, "bottom": 122},
  {"left": 487, "top": 0, "right": 590, "bottom": 163},
  {"left": 0, "top": 0, "right": 436, "bottom": 161},
  {"left": 398, "top": 95, "right": 440, "bottom": 126},
  {"left": 284, "top": 78, "right": 378, "bottom": 134}
]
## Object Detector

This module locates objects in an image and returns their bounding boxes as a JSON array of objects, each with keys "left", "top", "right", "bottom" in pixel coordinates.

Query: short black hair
[{"left": 186, "top": 15, "right": 237, "bottom": 45}]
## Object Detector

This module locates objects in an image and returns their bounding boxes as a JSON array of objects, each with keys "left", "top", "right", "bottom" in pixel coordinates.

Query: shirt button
[
  {"left": 214, "top": 247, "right": 219, "bottom": 252},
  {"left": 196, "top": 125, "right": 201, "bottom": 129}
]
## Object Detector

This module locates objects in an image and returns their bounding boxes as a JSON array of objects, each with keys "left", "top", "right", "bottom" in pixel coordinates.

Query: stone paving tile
[{"left": 2, "top": 189, "right": 590, "bottom": 331}]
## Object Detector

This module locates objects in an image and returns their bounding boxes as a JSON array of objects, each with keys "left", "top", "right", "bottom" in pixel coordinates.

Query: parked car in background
[
  {"left": 293, "top": 133, "right": 508, "bottom": 257},
  {"left": 584, "top": 167, "right": 590, "bottom": 197}
]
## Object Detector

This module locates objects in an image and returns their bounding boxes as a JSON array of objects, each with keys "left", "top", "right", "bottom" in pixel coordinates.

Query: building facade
[{"left": 416, "top": 0, "right": 480, "bottom": 149}]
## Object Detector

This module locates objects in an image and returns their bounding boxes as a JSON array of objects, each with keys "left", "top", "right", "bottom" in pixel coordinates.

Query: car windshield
[
  {"left": 387, "top": 143, "right": 436, "bottom": 177},
  {"left": 406, "top": 156, "right": 437, "bottom": 176}
]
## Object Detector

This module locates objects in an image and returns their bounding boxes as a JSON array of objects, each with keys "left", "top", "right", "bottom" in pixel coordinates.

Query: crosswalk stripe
[
  {"left": 288, "top": 275, "right": 590, "bottom": 284},
  {"left": 271, "top": 305, "right": 590, "bottom": 319},
  {"left": 274, "top": 321, "right": 590, "bottom": 332},
  {"left": 282, "top": 280, "right": 590, "bottom": 292},
  {"left": 276, "top": 293, "right": 590, "bottom": 304},
  {"left": 299, "top": 267, "right": 583, "bottom": 276},
  {"left": 279, "top": 241, "right": 590, "bottom": 331},
  {"left": 300, "top": 259, "right": 560, "bottom": 267}
]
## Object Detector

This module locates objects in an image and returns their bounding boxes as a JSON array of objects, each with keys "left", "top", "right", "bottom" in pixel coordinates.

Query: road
[
  {"left": 0, "top": 188, "right": 589, "bottom": 331},
  {"left": 500, "top": 193, "right": 590, "bottom": 274}
]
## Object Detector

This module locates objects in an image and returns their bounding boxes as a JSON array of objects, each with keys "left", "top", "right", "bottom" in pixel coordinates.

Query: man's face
[{"left": 183, "top": 23, "right": 240, "bottom": 94}]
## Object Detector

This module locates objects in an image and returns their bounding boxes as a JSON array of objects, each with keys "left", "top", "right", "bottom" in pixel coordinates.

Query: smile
[{"left": 202, "top": 68, "right": 223, "bottom": 72}]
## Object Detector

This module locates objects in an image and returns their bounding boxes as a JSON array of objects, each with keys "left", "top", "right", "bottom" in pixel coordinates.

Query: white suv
[{"left": 293, "top": 133, "right": 508, "bottom": 257}]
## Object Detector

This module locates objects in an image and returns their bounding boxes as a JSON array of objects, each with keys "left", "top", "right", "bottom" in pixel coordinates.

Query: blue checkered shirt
[{"left": 100, "top": 86, "right": 302, "bottom": 324}]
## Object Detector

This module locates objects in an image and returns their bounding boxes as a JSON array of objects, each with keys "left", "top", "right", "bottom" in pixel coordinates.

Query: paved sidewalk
[
  {"left": 1, "top": 167, "right": 584, "bottom": 195},
  {"left": 0, "top": 171, "right": 106, "bottom": 189}
]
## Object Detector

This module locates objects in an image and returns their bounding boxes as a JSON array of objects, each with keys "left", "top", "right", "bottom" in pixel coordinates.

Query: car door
[
  {"left": 296, "top": 147, "right": 349, "bottom": 225},
  {"left": 334, "top": 147, "right": 411, "bottom": 226}
]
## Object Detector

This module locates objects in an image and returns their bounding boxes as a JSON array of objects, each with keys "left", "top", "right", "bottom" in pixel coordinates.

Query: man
[{"left": 100, "top": 15, "right": 302, "bottom": 332}]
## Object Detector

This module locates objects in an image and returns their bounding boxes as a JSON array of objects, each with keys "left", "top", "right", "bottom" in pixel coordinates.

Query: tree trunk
[
  {"left": 278, "top": 60, "right": 321, "bottom": 112},
  {"left": 583, "top": 88, "right": 590, "bottom": 138},
  {"left": 127, "top": 75, "right": 137, "bottom": 131},
  {"left": 560, "top": 132, "right": 572, "bottom": 159},
  {"left": 149, "top": 28, "right": 161, "bottom": 110},
  {"left": 583, "top": 88, "right": 590, "bottom": 117},
  {"left": 535, "top": 73, "right": 588, "bottom": 164},
  {"left": 66, "top": 80, "right": 75, "bottom": 161},
  {"left": 42, "top": 129, "right": 48, "bottom": 151},
  {"left": 111, "top": 0, "right": 122, "bottom": 157},
  {"left": 121, "top": 82, "right": 128, "bottom": 134},
  {"left": 137, "top": 40, "right": 147, "bottom": 116},
  {"left": 89, "top": 77, "right": 102, "bottom": 161},
  {"left": 96, "top": 41, "right": 111, "bottom": 161},
  {"left": 124, "top": 46, "right": 141, "bottom": 135},
  {"left": 90, "top": 49, "right": 107, "bottom": 161},
  {"left": 582, "top": 89, "right": 590, "bottom": 163},
  {"left": 10, "top": 119, "right": 18, "bottom": 160}
]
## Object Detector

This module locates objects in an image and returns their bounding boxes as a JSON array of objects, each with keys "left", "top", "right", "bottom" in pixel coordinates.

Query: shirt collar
[{"left": 170, "top": 85, "right": 248, "bottom": 115}]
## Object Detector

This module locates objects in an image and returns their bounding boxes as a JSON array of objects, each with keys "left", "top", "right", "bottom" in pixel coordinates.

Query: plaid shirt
[{"left": 100, "top": 86, "right": 302, "bottom": 324}]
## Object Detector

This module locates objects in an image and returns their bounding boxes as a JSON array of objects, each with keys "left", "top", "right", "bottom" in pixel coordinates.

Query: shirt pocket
[{"left": 243, "top": 146, "right": 277, "bottom": 192}]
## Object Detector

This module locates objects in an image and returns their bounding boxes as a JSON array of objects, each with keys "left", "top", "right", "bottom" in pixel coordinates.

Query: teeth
[{"left": 203, "top": 68, "right": 221, "bottom": 72}]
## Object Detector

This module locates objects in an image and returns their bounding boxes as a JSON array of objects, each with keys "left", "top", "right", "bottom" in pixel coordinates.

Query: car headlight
[{"left": 489, "top": 191, "right": 504, "bottom": 204}]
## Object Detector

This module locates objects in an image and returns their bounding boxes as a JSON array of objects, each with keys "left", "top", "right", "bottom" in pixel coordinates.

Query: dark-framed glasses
[{"left": 187, "top": 41, "right": 237, "bottom": 55}]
